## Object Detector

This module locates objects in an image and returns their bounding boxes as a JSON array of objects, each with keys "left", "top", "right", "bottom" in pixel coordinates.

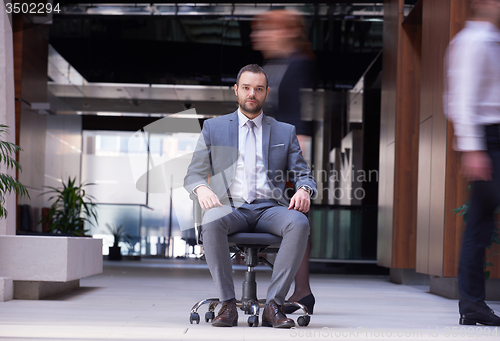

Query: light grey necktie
[{"left": 244, "top": 121, "right": 257, "bottom": 203}]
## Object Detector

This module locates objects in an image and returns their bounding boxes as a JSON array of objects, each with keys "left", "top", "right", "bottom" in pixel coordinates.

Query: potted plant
[
  {"left": 124, "top": 238, "right": 140, "bottom": 260},
  {"left": 0, "top": 124, "right": 29, "bottom": 218},
  {"left": 105, "top": 223, "right": 131, "bottom": 260},
  {"left": 41, "top": 177, "right": 97, "bottom": 236}
]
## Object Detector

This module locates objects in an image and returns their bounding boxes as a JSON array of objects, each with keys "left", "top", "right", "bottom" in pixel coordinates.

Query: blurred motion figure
[
  {"left": 251, "top": 9, "right": 317, "bottom": 314},
  {"left": 445, "top": 0, "right": 500, "bottom": 326}
]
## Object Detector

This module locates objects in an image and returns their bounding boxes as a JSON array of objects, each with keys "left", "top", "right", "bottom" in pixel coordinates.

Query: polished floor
[{"left": 0, "top": 259, "right": 499, "bottom": 340}]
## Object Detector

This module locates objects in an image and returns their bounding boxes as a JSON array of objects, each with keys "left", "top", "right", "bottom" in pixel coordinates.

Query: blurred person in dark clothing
[
  {"left": 445, "top": 0, "right": 500, "bottom": 326},
  {"left": 251, "top": 9, "right": 317, "bottom": 314}
]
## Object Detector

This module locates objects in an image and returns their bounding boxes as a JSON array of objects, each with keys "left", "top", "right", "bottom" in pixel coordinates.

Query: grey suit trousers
[{"left": 201, "top": 199, "right": 310, "bottom": 305}]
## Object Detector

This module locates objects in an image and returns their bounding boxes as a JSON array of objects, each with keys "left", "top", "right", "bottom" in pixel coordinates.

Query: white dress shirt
[
  {"left": 445, "top": 21, "right": 500, "bottom": 151},
  {"left": 228, "top": 109, "right": 273, "bottom": 201}
]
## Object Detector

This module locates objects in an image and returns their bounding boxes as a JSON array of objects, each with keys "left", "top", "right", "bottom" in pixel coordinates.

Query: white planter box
[{"left": 0, "top": 235, "right": 102, "bottom": 282}]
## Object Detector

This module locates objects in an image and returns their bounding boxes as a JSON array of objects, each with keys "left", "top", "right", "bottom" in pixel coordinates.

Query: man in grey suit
[{"left": 184, "top": 64, "right": 316, "bottom": 328}]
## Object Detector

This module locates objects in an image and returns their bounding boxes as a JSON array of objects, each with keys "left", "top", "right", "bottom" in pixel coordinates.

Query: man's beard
[{"left": 239, "top": 98, "right": 263, "bottom": 114}]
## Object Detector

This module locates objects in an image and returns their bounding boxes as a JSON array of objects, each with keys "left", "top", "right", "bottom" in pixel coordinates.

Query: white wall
[{"left": 18, "top": 114, "right": 82, "bottom": 231}]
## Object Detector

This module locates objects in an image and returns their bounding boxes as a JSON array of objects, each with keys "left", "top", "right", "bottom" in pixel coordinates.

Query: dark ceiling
[
  {"left": 49, "top": 11, "right": 382, "bottom": 89},
  {"left": 62, "top": 1, "right": 385, "bottom": 3}
]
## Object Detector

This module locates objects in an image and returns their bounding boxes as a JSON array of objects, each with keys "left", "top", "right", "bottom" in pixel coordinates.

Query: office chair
[{"left": 188, "top": 200, "right": 311, "bottom": 327}]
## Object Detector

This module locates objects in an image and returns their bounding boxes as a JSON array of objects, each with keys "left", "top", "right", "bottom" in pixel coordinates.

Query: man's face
[{"left": 234, "top": 71, "right": 269, "bottom": 117}]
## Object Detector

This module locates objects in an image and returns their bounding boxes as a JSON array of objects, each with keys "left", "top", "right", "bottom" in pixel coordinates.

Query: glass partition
[
  {"left": 309, "top": 204, "right": 377, "bottom": 261},
  {"left": 82, "top": 129, "right": 200, "bottom": 257},
  {"left": 82, "top": 130, "right": 147, "bottom": 204},
  {"left": 85, "top": 203, "right": 143, "bottom": 256}
]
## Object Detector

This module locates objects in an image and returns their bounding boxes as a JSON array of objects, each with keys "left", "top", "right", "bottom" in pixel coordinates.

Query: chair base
[
  {"left": 189, "top": 298, "right": 311, "bottom": 327},
  {"left": 188, "top": 227, "right": 309, "bottom": 327}
]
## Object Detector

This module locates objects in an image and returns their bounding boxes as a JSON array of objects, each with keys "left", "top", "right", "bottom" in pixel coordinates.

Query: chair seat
[{"left": 228, "top": 232, "right": 282, "bottom": 246}]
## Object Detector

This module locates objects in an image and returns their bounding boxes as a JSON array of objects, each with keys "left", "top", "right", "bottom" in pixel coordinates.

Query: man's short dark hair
[{"left": 236, "top": 64, "right": 269, "bottom": 88}]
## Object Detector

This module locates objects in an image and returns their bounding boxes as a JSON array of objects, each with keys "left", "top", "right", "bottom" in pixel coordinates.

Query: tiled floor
[{"left": 0, "top": 259, "right": 499, "bottom": 340}]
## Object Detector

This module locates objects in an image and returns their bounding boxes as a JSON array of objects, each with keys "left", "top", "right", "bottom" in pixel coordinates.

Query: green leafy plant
[
  {"left": 41, "top": 177, "right": 97, "bottom": 236},
  {"left": 0, "top": 124, "right": 29, "bottom": 218},
  {"left": 104, "top": 223, "right": 131, "bottom": 247},
  {"left": 453, "top": 185, "right": 500, "bottom": 279}
]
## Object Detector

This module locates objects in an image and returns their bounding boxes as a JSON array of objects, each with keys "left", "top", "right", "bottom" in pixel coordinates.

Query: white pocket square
[{"left": 271, "top": 144, "right": 285, "bottom": 147}]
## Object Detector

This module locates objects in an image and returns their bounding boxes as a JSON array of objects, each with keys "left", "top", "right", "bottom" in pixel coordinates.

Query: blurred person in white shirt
[{"left": 445, "top": 0, "right": 500, "bottom": 327}]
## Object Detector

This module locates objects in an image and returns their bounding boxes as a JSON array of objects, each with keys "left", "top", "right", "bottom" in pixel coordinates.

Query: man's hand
[
  {"left": 196, "top": 185, "right": 223, "bottom": 210},
  {"left": 288, "top": 188, "right": 311, "bottom": 213},
  {"left": 461, "top": 151, "right": 492, "bottom": 181}
]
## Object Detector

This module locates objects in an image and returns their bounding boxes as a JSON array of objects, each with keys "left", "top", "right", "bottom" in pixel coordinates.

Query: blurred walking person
[
  {"left": 445, "top": 0, "right": 500, "bottom": 326},
  {"left": 251, "top": 9, "right": 317, "bottom": 314}
]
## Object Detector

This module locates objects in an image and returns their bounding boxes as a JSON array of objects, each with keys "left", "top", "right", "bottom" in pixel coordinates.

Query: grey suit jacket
[{"left": 184, "top": 110, "right": 317, "bottom": 206}]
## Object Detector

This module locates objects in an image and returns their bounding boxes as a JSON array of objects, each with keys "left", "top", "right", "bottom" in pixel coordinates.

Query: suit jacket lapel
[
  {"left": 262, "top": 114, "right": 271, "bottom": 172},
  {"left": 229, "top": 110, "right": 239, "bottom": 166}
]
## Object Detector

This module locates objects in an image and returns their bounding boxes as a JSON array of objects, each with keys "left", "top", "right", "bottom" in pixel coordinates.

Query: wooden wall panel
[
  {"left": 378, "top": 0, "right": 424, "bottom": 269},
  {"left": 419, "top": 0, "right": 449, "bottom": 124},
  {"left": 13, "top": 15, "right": 24, "bottom": 148},
  {"left": 13, "top": 16, "right": 23, "bottom": 100},
  {"left": 416, "top": 0, "right": 451, "bottom": 276},
  {"left": 443, "top": 0, "right": 468, "bottom": 278},
  {"left": 392, "top": 20, "right": 422, "bottom": 269},
  {"left": 20, "top": 23, "right": 48, "bottom": 105},
  {"left": 15, "top": 100, "right": 21, "bottom": 153},
  {"left": 443, "top": 122, "right": 468, "bottom": 277},
  {"left": 13, "top": 16, "right": 48, "bottom": 103}
]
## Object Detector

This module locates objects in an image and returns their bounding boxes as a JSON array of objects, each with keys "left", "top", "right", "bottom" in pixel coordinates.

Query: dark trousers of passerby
[{"left": 459, "top": 124, "right": 500, "bottom": 314}]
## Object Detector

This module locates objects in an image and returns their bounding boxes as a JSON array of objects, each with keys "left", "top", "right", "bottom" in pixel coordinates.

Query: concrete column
[
  {"left": 0, "top": 277, "right": 13, "bottom": 302},
  {"left": 0, "top": 2, "right": 17, "bottom": 235}
]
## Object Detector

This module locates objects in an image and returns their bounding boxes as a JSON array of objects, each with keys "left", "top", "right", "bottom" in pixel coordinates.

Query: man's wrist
[
  {"left": 193, "top": 184, "right": 210, "bottom": 196},
  {"left": 298, "top": 185, "right": 313, "bottom": 197}
]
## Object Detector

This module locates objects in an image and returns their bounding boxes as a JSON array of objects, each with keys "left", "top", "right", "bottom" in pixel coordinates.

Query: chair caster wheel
[
  {"left": 248, "top": 315, "right": 259, "bottom": 327},
  {"left": 205, "top": 311, "right": 215, "bottom": 323},
  {"left": 297, "top": 315, "right": 310, "bottom": 326},
  {"left": 190, "top": 312, "right": 200, "bottom": 324}
]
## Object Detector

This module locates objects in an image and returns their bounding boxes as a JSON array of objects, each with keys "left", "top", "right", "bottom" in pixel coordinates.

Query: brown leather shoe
[
  {"left": 262, "top": 300, "right": 295, "bottom": 328},
  {"left": 212, "top": 301, "right": 238, "bottom": 327}
]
